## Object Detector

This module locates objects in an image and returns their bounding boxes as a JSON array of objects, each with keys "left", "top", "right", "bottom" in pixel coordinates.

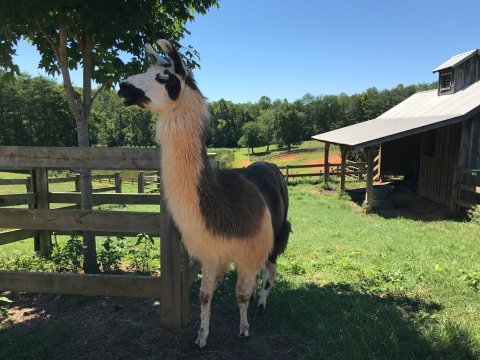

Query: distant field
[{"left": 209, "top": 140, "right": 341, "bottom": 168}]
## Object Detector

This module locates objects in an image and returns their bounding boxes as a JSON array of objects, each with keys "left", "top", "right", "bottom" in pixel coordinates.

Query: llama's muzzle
[{"left": 118, "top": 82, "right": 151, "bottom": 107}]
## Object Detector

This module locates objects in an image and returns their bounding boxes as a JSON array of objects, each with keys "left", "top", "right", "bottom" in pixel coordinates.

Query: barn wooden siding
[{"left": 418, "top": 123, "right": 462, "bottom": 206}]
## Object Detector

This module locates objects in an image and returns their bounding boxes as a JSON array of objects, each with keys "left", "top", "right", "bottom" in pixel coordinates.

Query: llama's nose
[{"left": 118, "top": 81, "right": 137, "bottom": 98}]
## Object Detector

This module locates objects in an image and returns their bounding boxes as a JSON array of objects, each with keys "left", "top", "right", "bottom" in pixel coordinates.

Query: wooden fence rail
[
  {"left": 451, "top": 166, "right": 479, "bottom": 211},
  {"left": 277, "top": 161, "right": 367, "bottom": 183}
]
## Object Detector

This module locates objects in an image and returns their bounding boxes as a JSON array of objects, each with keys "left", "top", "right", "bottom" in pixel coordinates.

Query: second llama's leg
[
  {"left": 258, "top": 261, "right": 277, "bottom": 311},
  {"left": 236, "top": 267, "right": 258, "bottom": 338},
  {"left": 195, "top": 263, "right": 220, "bottom": 348}
]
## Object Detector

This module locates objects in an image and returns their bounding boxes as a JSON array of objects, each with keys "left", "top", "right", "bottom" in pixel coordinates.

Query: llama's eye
[{"left": 155, "top": 72, "right": 169, "bottom": 84}]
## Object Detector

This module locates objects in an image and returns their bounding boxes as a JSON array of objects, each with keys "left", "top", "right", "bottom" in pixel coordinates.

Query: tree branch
[
  {"left": 58, "top": 24, "right": 82, "bottom": 123},
  {"left": 90, "top": 79, "right": 112, "bottom": 108},
  {"left": 35, "top": 19, "right": 61, "bottom": 63},
  {"left": 81, "top": 33, "right": 92, "bottom": 120}
]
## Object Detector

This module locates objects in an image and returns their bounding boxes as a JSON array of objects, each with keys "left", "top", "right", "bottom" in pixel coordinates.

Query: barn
[{"left": 312, "top": 50, "right": 480, "bottom": 212}]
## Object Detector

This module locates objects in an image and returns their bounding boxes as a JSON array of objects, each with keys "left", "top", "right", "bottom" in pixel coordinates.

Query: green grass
[
  {"left": 209, "top": 140, "right": 339, "bottom": 168},
  {"left": 1, "top": 170, "right": 480, "bottom": 357},
  {"left": 203, "top": 185, "right": 480, "bottom": 358}
]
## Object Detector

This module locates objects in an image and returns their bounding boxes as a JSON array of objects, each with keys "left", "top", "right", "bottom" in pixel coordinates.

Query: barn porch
[{"left": 312, "top": 50, "right": 480, "bottom": 213}]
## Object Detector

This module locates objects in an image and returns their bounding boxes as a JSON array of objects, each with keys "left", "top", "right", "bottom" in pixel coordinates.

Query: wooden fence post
[
  {"left": 114, "top": 172, "right": 122, "bottom": 193},
  {"left": 285, "top": 165, "right": 289, "bottom": 184},
  {"left": 156, "top": 170, "right": 161, "bottom": 192},
  {"left": 138, "top": 171, "right": 145, "bottom": 193},
  {"left": 33, "top": 167, "right": 51, "bottom": 255},
  {"left": 159, "top": 149, "right": 189, "bottom": 328},
  {"left": 324, "top": 142, "right": 330, "bottom": 186},
  {"left": 26, "top": 173, "right": 40, "bottom": 251},
  {"left": 365, "top": 147, "right": 375, "bottom": 213}
]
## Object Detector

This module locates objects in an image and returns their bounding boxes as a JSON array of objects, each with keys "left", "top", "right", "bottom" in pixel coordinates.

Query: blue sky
[{"left": 13, "top": 0, "right": 480, "bottom": 103}]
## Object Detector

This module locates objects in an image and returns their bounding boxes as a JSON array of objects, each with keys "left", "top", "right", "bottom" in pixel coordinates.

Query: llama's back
[{"left": 240, "top": 161, "right": 291, "bottom": 263}]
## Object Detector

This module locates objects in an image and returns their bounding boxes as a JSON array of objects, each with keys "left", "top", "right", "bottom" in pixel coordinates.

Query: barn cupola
[{"left": 433, "top": 49, "right": 480, "bottom": 96}]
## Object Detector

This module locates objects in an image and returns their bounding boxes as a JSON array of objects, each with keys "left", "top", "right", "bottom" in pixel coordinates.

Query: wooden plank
[
  {"left": 48, "top": 192, "right": 160, "bottom": 205},
  {"left": 0, "top": 229, "right": 37, "bottom": 246},
  {"left": 456, "top": 199, "right": 476, "bottom": 209},
  {"left": 459, "top": 184, "right": 480, "bottom": 194},
  {"left": 138, "top": 171, "right": 145, "bottom": 193},
  {"left": 47, "top": 176, "right": 78, "bottom": 184},
  {"left": 114, "top": 172, "right": 122, "bottom": 193},
  {"left": 285, "top": 171, "right": 366, "bottom": 178},
  {"left": 0, "top": 209, "right": 161, "bottom": 235},
  {"left": 340, "top": 145, "right": 347, "bottom": 191},
  {"left": 277, "top": 162, "right": 343, "bottom": 170},
  {"left": 160, "top": 204, "right": 184, "bottom": 328},
  {"left": 0, "top": 146, "right": 161, "bottom": 170},
  {"left": 0, "top": 193, "right": 35, "bottom": 207},
  {"left": 159, "top": 148, "right": 186, "bottom": 328},
  {"left": 92, "top": 186, "right": 117, "bottom": 193},
  {"left": 34, "top": 168, "right": 51, "bottom": 255},
  {"left": 365, "top": 147, "right": 375, "bottom": 213},
  {"left": 0, "top": 178, "right": 29, "bottom": 185},
  {"left": 324, "top": 142, "right": 330, "bottom": 186},
  {"left": 0, "top": 271, "right": 161, "bottom": 298}
]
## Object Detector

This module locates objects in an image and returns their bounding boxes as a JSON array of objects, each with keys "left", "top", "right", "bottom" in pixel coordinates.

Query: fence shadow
[{"left": 0, "top": 275, "right": 478, "bottom": 359}]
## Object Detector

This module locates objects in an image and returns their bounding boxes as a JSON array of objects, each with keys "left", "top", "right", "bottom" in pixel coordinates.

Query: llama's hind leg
[
  {"left": 195, "top": 263, "right": 221, "bottom": 348},
  {"left": 258, "top": 260, "right": 277, "bottom": 312},
  {"left": 236, "top": 267, "right": 258, "bottom": 338}
]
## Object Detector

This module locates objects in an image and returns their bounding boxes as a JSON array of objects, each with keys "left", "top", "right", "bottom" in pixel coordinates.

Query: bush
[
  {"left": 208, "top": 148, "right": 235, "bottom": 168},
  {"left": 49, "top": 235, "right": 84, "bottom": 273},
  {"left": 98, "top": 236, "right": 126, "bottom": 272}
]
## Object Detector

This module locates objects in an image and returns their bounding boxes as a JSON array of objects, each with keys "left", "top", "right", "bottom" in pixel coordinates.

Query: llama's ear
[
  {"left": 156, "top": 39, "right": 186, "bottom": 79},
  {"left": 145, "top": 43, "right": 170, "bottom": 66}
]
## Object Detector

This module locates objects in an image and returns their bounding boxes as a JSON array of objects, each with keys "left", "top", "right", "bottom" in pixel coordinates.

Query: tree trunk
[
  {"left": 77, "top": 115, "right": 98, "bottom": 273},
  {"left": 251, "top": 147, "right": 255, "bottom": 154},
  {"left": 78, "top": 33, "right": 98, "bottom": 273},
  {"left": 55, "top": 27, "right": 98, "bottom": 273}
]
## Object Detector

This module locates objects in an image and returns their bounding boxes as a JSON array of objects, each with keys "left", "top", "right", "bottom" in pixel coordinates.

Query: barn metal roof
[
  {"left": 433, "top": 49, "right": 479, "bottom": 72},
  {"left": 312, "top": 80, "right": 480, "bottom": 149}
]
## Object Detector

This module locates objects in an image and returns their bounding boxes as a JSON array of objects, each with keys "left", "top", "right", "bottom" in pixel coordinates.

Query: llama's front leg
[
  {"left": 195, "top": 264, "right": 219, "bottom": 348},
  {"left": 236, "top": 267, "right": 257, "bottom": 338},
  {"left": 258, "top": 261, "right": 277, "bottom": 312}
]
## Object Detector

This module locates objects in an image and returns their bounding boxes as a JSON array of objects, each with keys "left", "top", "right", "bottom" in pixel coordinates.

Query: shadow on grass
[
  {"left": 0, "top": 274, "right": 478, "bottom": 359},
  {"left": 346, "top": 184, "right": 465, "bottom": 222}
]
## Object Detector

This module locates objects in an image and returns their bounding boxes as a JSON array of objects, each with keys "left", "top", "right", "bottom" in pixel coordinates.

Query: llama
[{"left": 118, "top": 40, "right": 291, "bottom": 348}]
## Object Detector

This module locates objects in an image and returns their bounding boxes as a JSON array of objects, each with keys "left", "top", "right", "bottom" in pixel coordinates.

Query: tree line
[{"left": 0, "top": 73, "right": 436, "bottom": 150}]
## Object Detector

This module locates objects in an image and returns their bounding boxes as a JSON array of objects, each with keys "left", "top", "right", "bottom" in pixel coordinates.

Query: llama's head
[{"left": 118, "top": 39, "right": 201, "bottom": 114}]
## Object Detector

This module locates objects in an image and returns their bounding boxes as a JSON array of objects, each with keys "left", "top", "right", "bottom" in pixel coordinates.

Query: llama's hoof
[
  {"left": 238, "top": 330, "right": 250, "bottom": 339},
  {"left": 257, "top": 303, "right": 266, "bottom": 314},
  {"left": 195, "top": 335, "right": 208, "bottom": 348}
]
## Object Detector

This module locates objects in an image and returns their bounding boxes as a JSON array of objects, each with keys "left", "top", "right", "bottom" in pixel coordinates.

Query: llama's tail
[{"left": 268, "top": 218, "right": 291, "bottom": 264}]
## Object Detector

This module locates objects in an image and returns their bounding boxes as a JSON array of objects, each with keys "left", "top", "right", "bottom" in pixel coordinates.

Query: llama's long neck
[{"left": 156, "top": 90, "right": 212, "bottom": 240}]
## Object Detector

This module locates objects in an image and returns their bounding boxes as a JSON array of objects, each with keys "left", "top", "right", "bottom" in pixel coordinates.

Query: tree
[
  {"left": 0, "top": 0, "right": 218, "bottom": 272},
  {"left": 273, "top": 101, "right": 305, "bottom": 151},
  {"left": 238, "top": 121, "right": 263, "bottom": 154},
  {"left": 257, "top": 108, "right": 275, "bottom": 151}
]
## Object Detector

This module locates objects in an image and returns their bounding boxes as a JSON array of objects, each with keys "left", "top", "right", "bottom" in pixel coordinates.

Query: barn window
[{"left": 440, "top": 72, "right": 452, "bottom": 91}]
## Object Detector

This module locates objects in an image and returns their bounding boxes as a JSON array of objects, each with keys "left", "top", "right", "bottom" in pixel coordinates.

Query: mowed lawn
[{"left": 0, "top": 176, "right": 480, "bottom": 357}]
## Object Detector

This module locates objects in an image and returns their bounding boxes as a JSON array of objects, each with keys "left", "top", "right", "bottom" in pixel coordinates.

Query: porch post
[
  {"left": 340, "top": 145, "right": 347, "bottom": 191},
  {"left": 323, "top": 142, "right": 330, "bottom": 186},
  {"left": 365, "top": 146, "right": 375, "bottom": 213}
]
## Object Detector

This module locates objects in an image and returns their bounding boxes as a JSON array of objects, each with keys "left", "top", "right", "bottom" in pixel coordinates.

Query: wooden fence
[
  {"left": 0, "top": 146, "right": 200, "bottom": 328},
  {"left": 451, "top": 166, "right": 480, "bottom": 211},
  {"left": 277, "top": 161, "right": 367, "bottom": 184}
]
